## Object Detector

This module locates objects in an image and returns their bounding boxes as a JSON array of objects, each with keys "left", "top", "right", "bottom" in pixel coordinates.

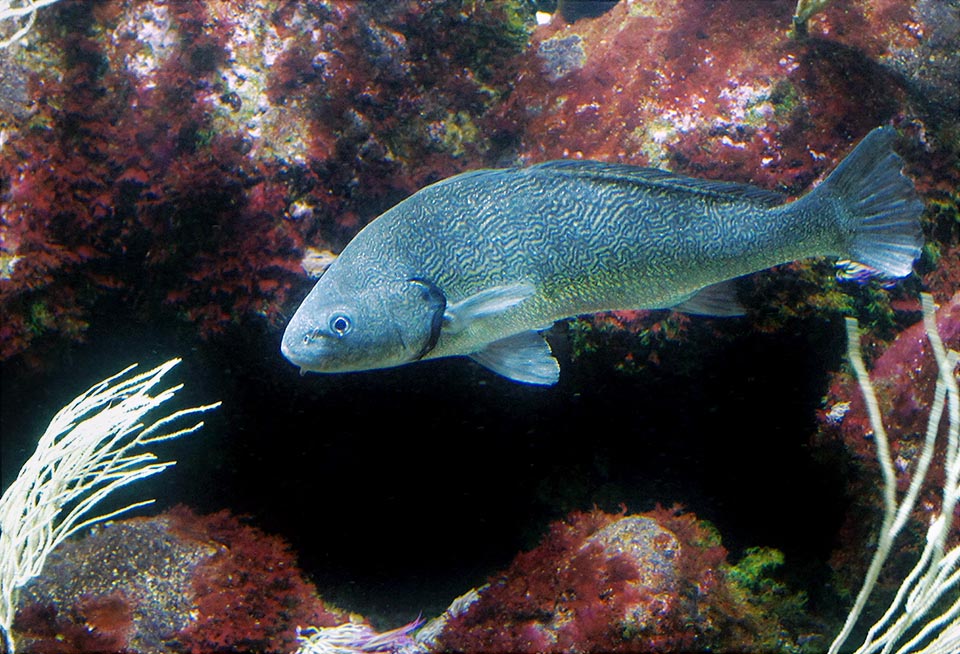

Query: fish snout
[{"left": 280, "top": 323, "right": 324, "bottom": 371}]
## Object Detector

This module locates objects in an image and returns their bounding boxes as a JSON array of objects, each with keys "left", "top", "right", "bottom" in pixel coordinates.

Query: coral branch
[
  {"left": 830, "top": 294, "right": 960, "bottom": 654},
  {"left": 0, "top": 0, "right": 60, "bottom": 48},
  {"left": 0, "top": 359, "right": 219, "bottom": 653}
]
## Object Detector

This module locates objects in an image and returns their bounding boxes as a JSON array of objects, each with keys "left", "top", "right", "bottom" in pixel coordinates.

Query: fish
[{"left": 281, "top": 127, "right": 924, "bottom": 385}]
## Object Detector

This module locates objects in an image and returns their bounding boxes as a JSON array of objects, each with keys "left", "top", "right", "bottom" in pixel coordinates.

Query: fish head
[{"left": 281, "top": 274, "right": 446, "bottom": 374}]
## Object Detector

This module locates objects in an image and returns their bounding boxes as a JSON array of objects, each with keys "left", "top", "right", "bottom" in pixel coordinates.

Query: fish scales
[
  {"left": 374, "top": 168, "right": 774, "bottom": 317},
  {"left": 282, "top": 127, "right": 924, "bottom": 384}
]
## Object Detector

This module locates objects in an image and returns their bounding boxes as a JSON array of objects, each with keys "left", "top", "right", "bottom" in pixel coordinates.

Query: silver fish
[{"left": 281, "top": 127, "right": 923, "bottom": 385}]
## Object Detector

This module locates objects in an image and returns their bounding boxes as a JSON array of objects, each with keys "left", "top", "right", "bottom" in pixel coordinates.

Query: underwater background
[{"left": 1, "top": 0, "right": 958, "bottom": 652}]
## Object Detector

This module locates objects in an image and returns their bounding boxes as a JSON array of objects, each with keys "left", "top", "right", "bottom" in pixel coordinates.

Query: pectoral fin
[
  {"left": 671, "top": 280, "right": 745, "bottom": 316},
  {"left": 443, "top": 282, "right": 536, "bottom": 334},
  {"left": 470, "top": 330, "right": 560, "bottom": 385}
]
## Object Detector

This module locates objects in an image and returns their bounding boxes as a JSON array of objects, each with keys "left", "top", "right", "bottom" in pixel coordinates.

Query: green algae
[
  {"left": 27, "top": 301, "right": 54, "bottom": 335},
  {"left": 728, "top": 547, "right": 787, "bottom": 592},
  {"left": 726, "top": 547, "right": 814, "bottom": 653},
  {"left": 433, "top": 110, "right": 482, "bottom": 157},
  {"left": 768, "top": 80, "right": 801, "bottom": 120},
  {"left": 0, "top": 252, "right": 21, "bottom": 281}
]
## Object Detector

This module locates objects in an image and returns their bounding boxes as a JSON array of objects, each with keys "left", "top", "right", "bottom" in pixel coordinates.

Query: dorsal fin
[{"left": 529, "top": 160, "right": 786, "bottom": 207}]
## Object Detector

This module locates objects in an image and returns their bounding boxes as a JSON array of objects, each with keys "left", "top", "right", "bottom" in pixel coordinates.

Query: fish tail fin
[{"left": 817, "top": 127, "right": 924, "bottom": 279}]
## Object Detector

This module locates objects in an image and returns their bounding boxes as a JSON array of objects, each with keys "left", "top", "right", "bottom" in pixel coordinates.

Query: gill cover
[{"left": 404, "top": 278, "right": 446, "bottom": 359}]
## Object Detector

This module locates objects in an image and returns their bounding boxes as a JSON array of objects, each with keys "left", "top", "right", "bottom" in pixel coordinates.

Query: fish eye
[{"left": 329, "top": 313, "right": 352, "bottom": 337}]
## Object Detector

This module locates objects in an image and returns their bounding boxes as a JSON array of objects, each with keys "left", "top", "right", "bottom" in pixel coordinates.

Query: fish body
[{"left": 281, "top": 127, "right": 923, "bottom": 384}]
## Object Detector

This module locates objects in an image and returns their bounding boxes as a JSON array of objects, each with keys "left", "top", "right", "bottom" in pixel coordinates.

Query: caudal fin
[{"left": 819, "top": 127, "right": 924, "bottom": 279}]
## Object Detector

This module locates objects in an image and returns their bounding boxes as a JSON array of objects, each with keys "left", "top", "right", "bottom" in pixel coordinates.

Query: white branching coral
[
  {"left": 831, "top": 293, "right": 960, "bottom": 654},
  {"left": 0, "top": 358, "right": 219, "bottom": 653},
  {"left": 791, "top": 0, "right": 833, "bottom": 37},
  {"left": 0, "top": 0, "right": 60, "bottom": 48}
]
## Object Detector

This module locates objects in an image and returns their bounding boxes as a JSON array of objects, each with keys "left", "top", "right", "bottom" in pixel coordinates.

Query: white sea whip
[
  {"left": 0, "top": 358, "right": 219, "bottom": 653},
  {"left": 0, "top": 0, "right": 60, "bottom": 49},
  {"left": 831, "top": 293, "right": 959, "bottom": 654}
]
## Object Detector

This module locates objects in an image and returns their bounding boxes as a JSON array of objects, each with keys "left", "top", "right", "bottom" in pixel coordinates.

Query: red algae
[
  {"left": 11, "top": 506, "right": 348, "bottom": 654},
  {"left": 0, "top": 1, "right": 308, "bottom": 358},
  {"left": 435, "top": 507, "right": 789, "bottom": 653},
  {"left": 494, "top": 0, "right": 921, "bottom": 190},
  {"left": 13, "top": 594, "right": 133, "bottom": 654},
  {"left": 168, "top": 506, "right": 348, "bottom": 653},
  {"left": 0, "top": 0, "right": 528, "bottom": 363}
]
